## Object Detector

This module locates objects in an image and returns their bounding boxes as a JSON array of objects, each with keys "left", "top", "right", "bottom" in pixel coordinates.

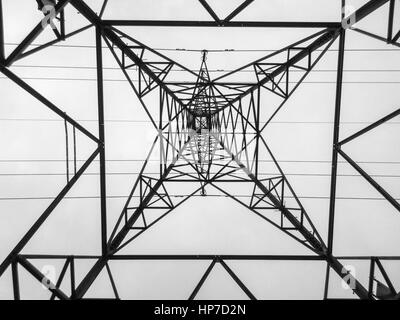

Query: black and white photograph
[{"left": 0, "top": 0, "right": 399, "bottom": 309}]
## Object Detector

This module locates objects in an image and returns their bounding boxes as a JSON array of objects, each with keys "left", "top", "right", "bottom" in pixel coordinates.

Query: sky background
[{"left": 0, "top": 0, "right": 400, "bottom": 300}]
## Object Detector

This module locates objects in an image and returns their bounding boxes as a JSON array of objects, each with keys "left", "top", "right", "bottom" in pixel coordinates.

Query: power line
[
  {"left": 5, "top": 42, "right": 400, "bottom": 53},
  {"left": 0, "top": 159, "right": 399, "bottom": 164},
  {"left": 0, "top": 172, "right": 398, "bottom": 178},
  {"left": 0, "top": 118, "right": 399, "bottom": 125},
  {"left": 0, "top": 195, "right": 397, "bottom": 201},
  {"left": 1, "top": 76, "right": 400, "bottom": 84},
  {"left": 10, "top": 64, "right": 400, "bottom": 74}
]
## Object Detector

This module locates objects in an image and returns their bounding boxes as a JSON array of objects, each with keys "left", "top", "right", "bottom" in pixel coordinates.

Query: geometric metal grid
[{"left": 0, "top": 0, "right": 399, "bottom": 300}]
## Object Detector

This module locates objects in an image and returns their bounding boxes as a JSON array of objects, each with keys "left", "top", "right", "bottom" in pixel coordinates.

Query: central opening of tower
[{"left": 185, "top": 50, "right": 222, "bottom": 181}]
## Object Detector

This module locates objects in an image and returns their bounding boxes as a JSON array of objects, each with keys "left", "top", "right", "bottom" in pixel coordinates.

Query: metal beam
[
  {"left": 16, "top": 24, "right": 93, "bottom": 62},
  {"left": 11, "top": 261, "right": 20, "bottom": 300},
  {"left": 352, "top": 0, "right": 390, "bottom": 24},
  {"left": 17, "top": 257, "right": 69, "bottom": 300},
  {"left": 96, "top": 25, "right": 108, "bottom": 256},
  {"left": 0, "top": 66, "right": 99, "bottom": 143},
  {"left": 16, "top": 254, "right": 400, "bottom": 261},
  {"left": 339, "top": 107, "right": 400, "bottom": 146},
  {"left": 0, "top": 0, "right": 4, "bottom": 62},
  {"left": 217, "top": 29, "right": 339, "bottom": 111},
  {"left": 338, "top": 149, "right": 400, "bottom": 213},
  {"left": 224, "top": 0, "right": 255, "bottom": 22},
  {"left": 5, "top": 0, "right": 70, "bottom": 66},
  {"left": 217, "top": 135, "right": 370, "bottom": 299},
  {"left": 102, "top": 20, "right": 341, "bottom": 28},
  {"left": 327, "top": 29, "right": 346, "bottom": 256},
  {"left": 0, "top": 148, "right": 100, "bottom": 278},
  {"left": 219, "top": 259, "right": 256, "bottom": 300},
  {"left": 69, "top": 0, "right": 191, "bottom": 113},
  {"left": 189, "top": 259, "right": 216, "bottom": 300},
  {"left": 198, "top": 0, "right": 221, "bottom": 24}
]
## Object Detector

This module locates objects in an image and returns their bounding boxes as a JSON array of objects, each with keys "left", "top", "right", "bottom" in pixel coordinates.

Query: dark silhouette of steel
[
  {"left": 0, "top": 0, "right": 399, "bottom": 300},
  {"left": 327, "top": 28, "right": 346, "bottom": 256}
]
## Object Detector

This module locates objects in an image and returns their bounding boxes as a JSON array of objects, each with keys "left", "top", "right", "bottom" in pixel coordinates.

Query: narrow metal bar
[
  {"left": 219, "top": 259, "right": 256, "bottom": 300},
  {"left": 105, "top": 263, "right": 119, "bottom": 299},
  {"left": 60, "top": 9, "right": 66, "bottom": 39},
  {"left": 393, "top": 30, "right": 400, "bottom": 43},
  {"left": 0, "top": 66, "right": 99, "bottom": 143},
  {"left": 0, "top": 148, "right": 100, "bottom": 278},
  {"left": 70, "top": 257, "right": 76, "bottom": 299},
  {"left": 11, "top": 261, "right": 20, "bottom": 300},
  {"left": 109, "top": 255, "right": 325, "bottom": 261},
  {"left": 96, "top": 26, "right": 108, "bottom": 256},
  {"left": 353, "top": 0, "right": 390, "bottom": 23},
  {"left": 73, "top": 257, "right": 108, "bottom": 299},
  {"left": 352, "top": 27, "right": 400, "bottom": 48},
  {"left": 387, "top": 0, "right": 395, "bottom": 42},
  {"left": 338, "top": 149, "right": 400, "bottom": 213},
  {"left": 198, "top": 0, "right": 221, "bottom": 24},
  {"left": 368, "top": 258, "right": 376, "bottom": 298},
  {"left": 223, "top": 0, "right": 254, "bottom": 22},
  {"left": 99, "top": 0, "right": 109, "bottom": 18},
  {"left": 323, "top": 264, "right": 330, "bottom": 300},
  {"left": 50, "top": 258, "right": 71, "bottom": 300},
  {"left": 102, "top": 20, "right": 341, "bottom": 28},
  {"left": 339, "top": 108, "right": 400, "bottom": 146},
  {"left": 327, "top": 29, "right": 346, "bottom": 256},
  {"left": 5, "top": 0, "right": 70, "bottom": 66},
  {"left": 188, "top": 259, "right": 216, "bottom": 300},
  {"left": 17, "top": 256, "right": 69, "bottom": 300},
  {"left": 102, "top": 35, "right": 158, "bottom": 129},
  {"left": 16, "top": 24, "right": 93, "bottom": 62},
  {"left": 17, "top": 254, "right": 400, "bottom": 261},
  {"left": 375, "top": 259, "right": 397, "bottom": 295},
  {"left": 0, "top": 0, "right": 4, "bottom": 62}
]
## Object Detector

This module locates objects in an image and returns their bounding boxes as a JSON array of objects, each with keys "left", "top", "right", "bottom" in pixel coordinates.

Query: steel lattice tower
[{"left": 0, "top": 0, "right": 399, "bottom": 300}]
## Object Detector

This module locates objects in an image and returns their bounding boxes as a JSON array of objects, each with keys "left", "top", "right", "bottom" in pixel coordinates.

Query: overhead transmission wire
[
  {"left": 2, "top": 41, "right": 400, "bottom": 82},
  {"left": 4, "top": 42, "right": 400, "bottom": 52},
  {"left": 3, "top": 77, "right": 400, "bottom": 84},
  {"left": 0, "top": 195, "right": 398, "bottom": 201},
  {"left": 0, "top": 172, "right": 399, "bottom": 178},
  {"left": 1, "top": 159, "right": 400, "bottom": 164},
  {"left": 1, "top": 118, "right": 400, "bottom": 125},
  {"left": 1, "top": 44, "right": 398, "bottom": 202},
  {"left": 7, "top": 64, "right": 400, "bottom": 73}
]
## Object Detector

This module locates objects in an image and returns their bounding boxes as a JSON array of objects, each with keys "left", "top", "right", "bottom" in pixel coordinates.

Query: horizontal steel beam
[
  {"left": 102, "top": 20, "right": 341, "bottom": 28},
  {"left": 18, "top": 254, "right": 400, "bottom": 261},
  {"left": 108, "top": 255, "right": 325, "bottom": 261}
]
